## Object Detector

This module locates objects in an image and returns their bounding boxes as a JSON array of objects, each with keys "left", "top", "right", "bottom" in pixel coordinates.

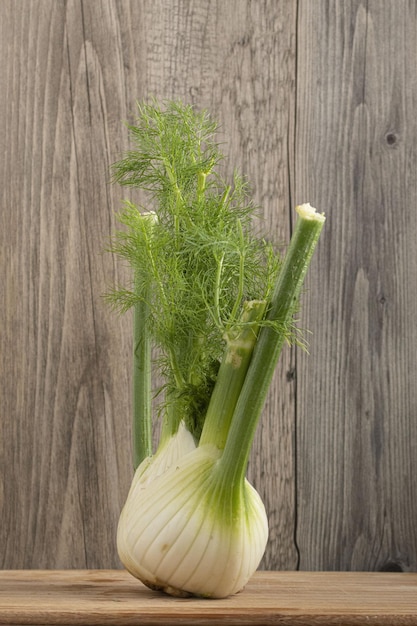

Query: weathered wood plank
[
  {"left": 0, "top": 0, "right": 297, "bottom": 570},
  {"left": 0, "top": 0, "right": 135, "bottom": 568},
  {"left": 295, "top": 0, "right": 417, "bottom": 571}
]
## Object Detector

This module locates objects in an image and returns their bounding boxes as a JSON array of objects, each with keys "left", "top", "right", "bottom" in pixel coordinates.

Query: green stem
[
  {"left": 219, "top": 205, "right": 325, "bottom": 482},
  {"left": 199, "top": 300, "right": 267, "bottom": 449},
  {"left": 197, "top": 171, "right": 207, "bottom": 201},
  {"left": 213, "top": 252, "right": 225, "bottom": 329},
  {"left": 132, "top": 274, "right": 152, "bottom": 469},
  {"left": 229, "top": 220, "right": 246, "bottom": 325},
  {"left": 132, "top": 212, "right": 157, "bottom": 469},
  {"left": 159, "top": 394, "right": 182, "bottom": 445}
]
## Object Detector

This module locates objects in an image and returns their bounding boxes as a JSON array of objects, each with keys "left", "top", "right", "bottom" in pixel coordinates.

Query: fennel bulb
[
  {"left": 109, "top": 101, "right": 325, "bottom": 598},
  {"left": 117, "top": 442, "right": 268, "bottom": 598}
]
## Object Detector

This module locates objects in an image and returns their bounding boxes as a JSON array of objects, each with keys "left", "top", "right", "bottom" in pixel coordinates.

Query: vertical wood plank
[
  {"left": 0, "top": 0, "right": 136, "bottom": 568},
  {"left": 1, "top": 0, "right": 298, "bottom": 570},
  {"left": 295, "top": 0, "right": 417, "bottom": 571}
]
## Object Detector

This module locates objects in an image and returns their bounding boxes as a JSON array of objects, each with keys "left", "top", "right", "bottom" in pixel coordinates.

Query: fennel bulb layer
[{"left": 117, "top": 437, "right": 268, "bottom": 598}]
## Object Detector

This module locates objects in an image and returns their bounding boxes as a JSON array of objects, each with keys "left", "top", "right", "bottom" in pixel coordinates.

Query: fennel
[
  {"left": 108, "top": 100, "right": 325, "bottom": 598},
  {"left": 132, "top": 212, "right": 155, "bottom": 467}
]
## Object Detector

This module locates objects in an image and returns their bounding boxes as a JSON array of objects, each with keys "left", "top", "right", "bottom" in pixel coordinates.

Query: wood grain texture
[
  {"left": 0, "top": 0, "right": 135, "bottom": 568},
  {"left": 1, "top": 0, "right": 416, "bottom": 574},
  {"left": 295, "top": 0, "right": 417, "bottom": 571},
  {"left": 1, "top": 570, "right": 417, "bottom": 626}
]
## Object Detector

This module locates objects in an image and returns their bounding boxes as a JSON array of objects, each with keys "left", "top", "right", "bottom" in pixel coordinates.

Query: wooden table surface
[{"left": 0, "top": 570, "right": 416, "bottom": 625}]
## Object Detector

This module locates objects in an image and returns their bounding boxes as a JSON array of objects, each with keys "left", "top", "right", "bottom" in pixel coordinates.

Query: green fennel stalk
[
  {"left": 199, "top": 299, "right": 267, "bottom": 450},
  {"left": 132, "top": 276, "right": 152, "bottom": 467},
  {"left": 219, "top": 205, "right": 325, "bottom": 484},
  {"left": 131, "top": 212, "right": 156, "bottom": 468}
]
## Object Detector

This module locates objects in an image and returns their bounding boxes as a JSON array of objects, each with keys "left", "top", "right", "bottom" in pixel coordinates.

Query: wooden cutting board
[{"left": 0, "top": 569, "right": 416, "bottom": 625}]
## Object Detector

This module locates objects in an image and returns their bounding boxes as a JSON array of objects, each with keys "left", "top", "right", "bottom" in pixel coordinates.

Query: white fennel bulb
[{"left": 117, "top": 442, "right": 268, "bottom": 598}]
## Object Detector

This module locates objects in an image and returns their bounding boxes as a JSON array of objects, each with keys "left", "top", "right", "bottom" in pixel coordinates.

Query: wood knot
[
  {"left": 286, "top": 367, "right": 296, "bottom": 382},
  {"left": 385, "top": 132, "right": 398, "bottom": 146}
]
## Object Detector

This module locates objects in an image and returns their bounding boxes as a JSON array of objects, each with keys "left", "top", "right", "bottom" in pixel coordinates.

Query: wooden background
[{"left": 1, "top": 0, "right": 416, "bottom": 573}]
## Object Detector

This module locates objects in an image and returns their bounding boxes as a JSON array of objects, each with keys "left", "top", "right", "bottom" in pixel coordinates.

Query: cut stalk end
[{"left": 295, "top": 202, "right": 325, "bottom": 222}]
